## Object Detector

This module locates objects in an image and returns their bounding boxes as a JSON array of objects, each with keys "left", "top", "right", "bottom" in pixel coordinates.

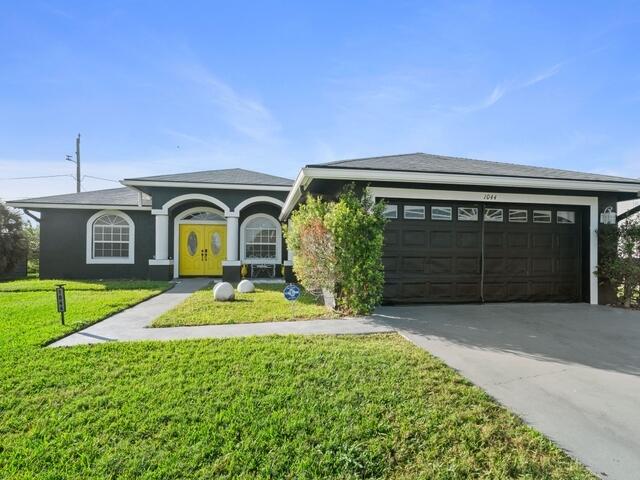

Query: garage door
[{"left": 381, "top": 199, "right": 584, "bottom": 303}]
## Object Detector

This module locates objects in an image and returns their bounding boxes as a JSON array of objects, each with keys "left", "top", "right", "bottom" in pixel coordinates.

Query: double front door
[{"left": 179, "top": 224, "right": 226, "bottom": 276}]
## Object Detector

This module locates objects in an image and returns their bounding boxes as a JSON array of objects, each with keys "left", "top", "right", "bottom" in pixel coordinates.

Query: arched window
[
  {"left": 182, "top": 211, "right": 225, "bottom": 221},
  {"left": 241, "top": 214, "right": 281, "bottom": 264},
  {"left": 86, "top": 210, "right": 135, "bottom": 264}
]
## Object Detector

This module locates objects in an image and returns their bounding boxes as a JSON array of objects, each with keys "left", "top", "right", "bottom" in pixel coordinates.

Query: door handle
[
  {"left": 204, "top": 249, "right": 208, "bottom": 261},
  {"left": 200, "top": 249, "right": 205, "bottom": 261}
]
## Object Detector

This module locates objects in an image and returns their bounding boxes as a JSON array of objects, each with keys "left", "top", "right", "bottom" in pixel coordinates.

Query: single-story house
[{"left": 8, "top": 153, "right": 640, "bottom": 305}]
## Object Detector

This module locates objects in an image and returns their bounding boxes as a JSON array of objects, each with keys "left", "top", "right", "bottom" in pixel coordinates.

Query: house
[{"left": 8, "top": 153, "right": 640, "bottom": 305}]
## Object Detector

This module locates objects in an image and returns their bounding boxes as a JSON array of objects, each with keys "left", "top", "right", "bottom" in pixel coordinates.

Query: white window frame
[
  {"left": 458, "top": 207, "right": 479, "bottom": 221},
  {"left": 240, "top": 213, "right": 282, "bottom": 265},
  {"left": 484, "top": 208, "right": 504, "bottom": 222},
  {"left": 86, "top": 210, "right": 135, "bottom": 264},
  {"left": 382, "top": 204, "right": 398, "bottom": 219},
  {"left": 431, "top": 206, "right": 452, "bottom": 221},
  {"left": 404, "top": 205, "right": 425, "bottom": 220},
  {"left": 557, "top": 210, "right": 576, "bottom": 224},
  {"left": 508, "top": 209, "right": 528, "bottom": 223},
  {"left": 533, "top": 210, "right": 552, "bottom": 223}
]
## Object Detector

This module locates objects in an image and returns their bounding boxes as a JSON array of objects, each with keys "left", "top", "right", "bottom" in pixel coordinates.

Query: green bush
[
  {"left": 285, "top": 185, "right": 386, "bottom": 315},
  {"left": 597, "top": 217, "right": 640, "bottom": 308}
]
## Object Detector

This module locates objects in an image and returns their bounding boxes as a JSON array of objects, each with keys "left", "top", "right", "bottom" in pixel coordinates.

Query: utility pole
[
  {"left": 66, "top": 133, "right": 81, "bottom": 192},
  {"left": 75, "top": 134, "right": 81, "bottom": 193}
]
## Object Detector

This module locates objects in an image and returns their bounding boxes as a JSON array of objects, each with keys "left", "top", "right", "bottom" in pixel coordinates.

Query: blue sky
[{"left": 1, "top": 1, "right": 639, "bottom": 201}]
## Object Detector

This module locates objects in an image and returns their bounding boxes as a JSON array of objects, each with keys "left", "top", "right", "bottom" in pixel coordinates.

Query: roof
[
  {"left": 7, "top": 187, "right": 150, "bottom": 207},
  {"left": 124, "top": 168, "right": 293, "bottom": 186},
  {"left": 310, "top": 152, "right": 640, "bottom": 184}
]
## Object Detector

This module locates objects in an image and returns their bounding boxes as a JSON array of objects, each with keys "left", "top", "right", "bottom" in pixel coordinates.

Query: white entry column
[
  {"left": 153, "top": 213, "right": 169, "bottom": 261},
  {"left": 225, "top": 213, "right": 239, "bottom": 262}
]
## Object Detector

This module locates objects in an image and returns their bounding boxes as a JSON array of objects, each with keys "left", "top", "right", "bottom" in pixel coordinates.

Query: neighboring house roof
[
  {"left": 123, "top": 168, "right": 294, "bottom": 186},
  {"left": 310, "top": 152, "right": 640, "bottom": 184},
  {"left": 7, "top": 187, "right": 150, "bottom": 209}
]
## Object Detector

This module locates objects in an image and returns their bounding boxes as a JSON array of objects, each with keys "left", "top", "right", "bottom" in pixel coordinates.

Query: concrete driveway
[{"left": 372, "top": 303, "right": 640, "bottom": 480}]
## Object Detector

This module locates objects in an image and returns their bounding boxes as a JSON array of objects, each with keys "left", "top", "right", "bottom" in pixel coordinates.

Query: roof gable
[{"left": 124, "top": 168, "right": 293, "bottom": 186}]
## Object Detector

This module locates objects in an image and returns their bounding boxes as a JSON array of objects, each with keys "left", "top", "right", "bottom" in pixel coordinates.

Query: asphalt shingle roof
[
  {"left": 9, "top": 188, "right": 151, "bottom": 207},
  {"left": 125, "top": 168, "right": 293, "bottom": 186},
  {"left": 310, "top": 152, "right": 640, "bottom": 184}
]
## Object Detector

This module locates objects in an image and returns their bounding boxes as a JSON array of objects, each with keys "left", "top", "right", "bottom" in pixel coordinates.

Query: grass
[
  {"left": 0, "top": 278, "right": 169, "bottom": 350},
  {"left": 0, "top": 278, "right": 594, "bottom": 479},
  {"left": 152, "top": 283, "right": 338, "bottom": 327}
]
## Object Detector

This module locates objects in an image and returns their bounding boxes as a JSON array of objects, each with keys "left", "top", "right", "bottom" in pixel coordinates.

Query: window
[
  {"left": 86, "top": 211, "right": 134, "bottom": 264},
  {"left": 431, "top": 206, "right": 452, "bottom": 221},
  {"left": 182, "top": 211, "right": 224, "bottom": 221},
  {"left": 458, "top": 207, "right": 478, "bottom": 221},
  {"left": 404, "top": 205, "right": 425, "bottom": 220},
  {"left": 484, "top": 208, "right": 503, "bottom": 222},
  {"left": 533, "top": 210, "right": 552, "bottom": 223},
  {"left": 242, "top": 214, "right": 281, "bottom": 263},
  {"left": 508, "top": 209, "right": 528, "bottom": 223},
  {"left": 557, "top": 211, "right": 576, "bottom": 224},
  {"left": 382, "top": 205, "right": 398, "bottom": 219}
]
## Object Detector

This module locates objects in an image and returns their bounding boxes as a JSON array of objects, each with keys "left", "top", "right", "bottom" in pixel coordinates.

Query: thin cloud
[
  {"left": 521, "top": 63, "right": 563, "bottom": 88},
  {"left": 458, "top": 63, "right": 563, "bottom": 113},
  {"left": 176, "top": 62, "right": 280, "bottom": 143}
]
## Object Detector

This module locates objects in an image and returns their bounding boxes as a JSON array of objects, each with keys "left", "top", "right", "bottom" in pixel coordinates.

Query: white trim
[
  {"left": 85, "top": 210, "right": 135, "bottom": 265},
  {"left": 370, "top": 187, "right": 599, "bottom": 305},
  {"left": 222, "top": 260, "right": 241, "bottom": 266},
  {"left": 121, "top": 179, "right": 291, "bottom": 191},
  {"left": 232, "top": 195, "right": 285, "bottom": 215},
  {"left": 155, "top": 193, "right": 231, "bottom": 216},
  {"left": 173, "top": 206, "right": 227, "bottom": 278},
  {"left": 279, "top": 166, "right": 640, "bottom": 220},
  {"left": 8, "top": 202, "right": 150, "bottom": 211},
  {"left": 240, "top": 213, "right": 282, "bottom": 265},
  {"left": 149, "top": 259, "right": 173, "bottom": 266}
]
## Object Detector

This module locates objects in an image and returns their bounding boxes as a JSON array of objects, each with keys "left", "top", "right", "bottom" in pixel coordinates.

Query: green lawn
[
  {"left": 0, "top": 278, "right": 169, "bottom": 350},
  {"left": 152, "top": 283, "right": 338, "bottom": 327},
  {"left": 0, "top": 278, "right": 594, "bottom": 479}
]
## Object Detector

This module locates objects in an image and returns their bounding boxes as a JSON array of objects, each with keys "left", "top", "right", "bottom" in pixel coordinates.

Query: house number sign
[{"left": 482, "top": 193, "right": 498, "bottom": 200}]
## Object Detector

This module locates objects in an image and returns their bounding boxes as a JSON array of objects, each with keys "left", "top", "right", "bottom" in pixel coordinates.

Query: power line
[
  {"left": 0, "top": 174, "right": 75, "bottom": 181},
  {"left": 82, "top": 175, "right": 119, "bottom": 183}
]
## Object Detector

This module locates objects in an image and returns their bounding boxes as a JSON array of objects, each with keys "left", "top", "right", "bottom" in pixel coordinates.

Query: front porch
[{"left": 146, "top": 193, "right": 294, "bottom": 282}]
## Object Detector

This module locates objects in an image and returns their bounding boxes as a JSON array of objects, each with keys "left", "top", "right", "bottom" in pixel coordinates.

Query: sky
[{"left": 1, "top": 1, "right": 639, "bottom": 203}]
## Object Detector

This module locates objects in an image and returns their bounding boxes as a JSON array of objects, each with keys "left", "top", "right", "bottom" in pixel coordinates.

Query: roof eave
[
  {"left": 6, "top": 201, "right": 151, "bottom": 211},
  {"left": 279, "top": 167, "right": 640, "bottom": 219},
  {"left": 121, "top": 179, "right": 292, "bottom": 191}
]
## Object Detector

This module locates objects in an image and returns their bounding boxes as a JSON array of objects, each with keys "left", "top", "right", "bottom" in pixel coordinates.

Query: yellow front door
[{"left": 179, "top": 224, "right": 226, "bottom": 276}]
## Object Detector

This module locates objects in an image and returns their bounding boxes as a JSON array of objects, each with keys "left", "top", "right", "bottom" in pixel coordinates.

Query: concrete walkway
[{"left": 48, "top": 278, "right": 392, "bottom": 347}]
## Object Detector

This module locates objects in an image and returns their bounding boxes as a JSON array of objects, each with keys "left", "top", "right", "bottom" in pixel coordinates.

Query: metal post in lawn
[{"left": 55, "top": 284, "right": 66, "bottom": 325}]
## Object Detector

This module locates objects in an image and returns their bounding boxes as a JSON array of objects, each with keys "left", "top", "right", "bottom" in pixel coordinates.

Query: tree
[
  {"left": 597, "top": 217, "right": 640, "bottom": 308},
  {"left": 0, "top": 202, "right": 28, "bottom": 274},
  {"left": 24, "top": 223, "right": 40, "bottom": 273}
]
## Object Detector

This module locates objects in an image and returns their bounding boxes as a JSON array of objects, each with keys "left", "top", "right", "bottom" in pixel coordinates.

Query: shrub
[
  {"left": 285, "top": 186, "right": 386, "bottom": 315},
  {"left": 597, "top": 217, "right": 640, "bottom": 308},
  {"left": 0, "top": 202, "right": 28, "bottom": 275},
  {"left": 326, "top": 186, "right": 386, "bottom": 315}
]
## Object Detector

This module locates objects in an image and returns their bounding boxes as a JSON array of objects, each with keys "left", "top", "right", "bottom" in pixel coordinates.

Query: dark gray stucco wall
[{"left": 39, "top": 209, "right": 154, "bottom": 279}]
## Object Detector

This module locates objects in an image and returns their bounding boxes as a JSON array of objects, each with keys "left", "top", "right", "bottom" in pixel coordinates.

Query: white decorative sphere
[
  {"left": 237, "top": 279, "right": 255, "bottom": 293},
  {"left": 213, "top": 282, "right": 235, "bottom": 301}
]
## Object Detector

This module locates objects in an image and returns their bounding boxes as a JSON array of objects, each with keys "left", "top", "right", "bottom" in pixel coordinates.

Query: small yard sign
[
  {"left": 55, "top": 284, "right": 66, "bottom": 325},
  {"left": 283, "top": 283, "right": 301, "bottom": 319},
  {"left": 283, "top": 284, "right": 301, "bottom": 301}
]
